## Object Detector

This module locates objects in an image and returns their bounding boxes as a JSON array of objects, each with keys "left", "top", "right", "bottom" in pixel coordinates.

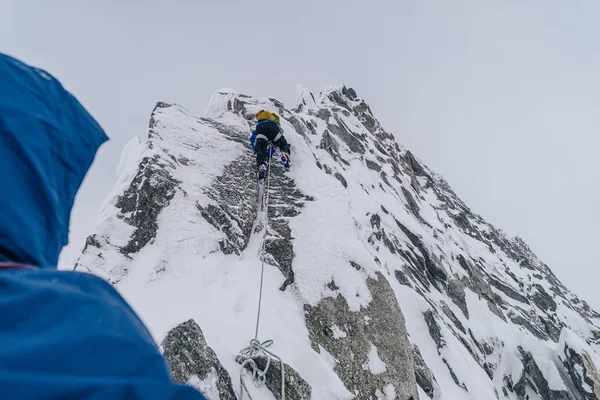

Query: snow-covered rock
[
  {"left": 76, "top": 85, "right": 600, "bottom": 399},
  {"left": 162, "top": 319, "right": 237, "bottom": 399}
]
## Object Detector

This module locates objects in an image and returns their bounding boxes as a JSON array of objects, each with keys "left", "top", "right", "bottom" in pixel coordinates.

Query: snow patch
[
  {"left": 363, "top": 343, "right": 387, "bottom": 375},
  {"left": 331, "top": 324, "right": 347, "bottom": 339},
  {"left": 188, "top": 370, "right": 220, "bottom": 400}
]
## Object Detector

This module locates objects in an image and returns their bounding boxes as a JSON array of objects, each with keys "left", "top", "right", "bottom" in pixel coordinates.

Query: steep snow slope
[{"left": 76, "top": 86, "right": 600, "bottom": 400}]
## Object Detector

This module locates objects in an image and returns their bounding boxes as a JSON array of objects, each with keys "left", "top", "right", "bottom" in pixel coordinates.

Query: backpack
[{"left": 256, "top": 110, "right": 280, "bottom": 124}]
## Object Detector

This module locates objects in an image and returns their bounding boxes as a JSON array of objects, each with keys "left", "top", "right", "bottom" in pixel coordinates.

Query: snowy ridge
[{"left": 76, "top": 85, "right": 600, "bottom": 400}]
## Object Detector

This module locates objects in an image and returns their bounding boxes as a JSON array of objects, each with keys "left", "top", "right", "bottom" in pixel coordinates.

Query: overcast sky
[{"left": 2, "top": 0, "right": 598, "bottom": 310}]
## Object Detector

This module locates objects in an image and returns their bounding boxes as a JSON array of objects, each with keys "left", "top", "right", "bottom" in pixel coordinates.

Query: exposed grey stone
[
  {"left": 304, "top": 272, "right": 418, "bottom": 399},
  {"left": 412, "top": 344, "right": 438, "bottom": 398},
  {"left": 380, "top": 171, "right": 393, "bottom": 187},
  {"left": 149, "top": 101, "right": 172, "bottom": 129},
  {"left": 443, "top": 358, "right": 467, "bottom": 391},
  {"left": 441, "top": 302, "right": 466, "bottom": 334},
  {"left": 374, "top": 140, "right": 389, "bottom": 156},
  {"left": 334, "top": 172, "right": 348, "bottom": 188},
  {"left": 484, "top": 363, "right": 495, "bottom": 380},
  {"left": 162, "top": 319, "right": 237, "bottom": 399},
  {"left": 561, "top": 343, "right": 600, "bottom": 400},
  {"left": 458, "top": 257, "right": 507, "bottom": 321},
  {"left": 117, "top": 155, "right": 180, "bottom": 258},
  {"left": 197, "top": 155, "right": 257, "bottom": 255},
  {"left": 287, "top": 115, "right": 310, "bottom": 139},
  {"left": 515, "top": 347, "right": 572, "bottom": 400},
  {"left": 509, "top": 312, "right": 549, "bottom": 341},
  {"left": 237, "top": 355, "right": 311, "bottom": 400},
  {"left": 447, "top": 278, "right": 469, "bottom": 318},
  {"left": 424, "top": 310, "right": 445, "bottom": 352},
  {"left": 396, "top": 220, "right": 447, "bottom": 285},
  {"left": 327, "top": 279, "right": 340, "bottom": 291},
  {"left": 401, "top": 186, "right": 421, "bottom": 218},
  {"left": 366, "top": 159, "right": 382, "bottom": 172},
  {"left": 327, "top": 91, "right": 352, "bottom": 111},
  {"left": 262, "top": 166, "right": 311, "bottom": 290},
  {"left": 327, "top": 118, "right": 366, "bottom": 154},
  {"left": 395, "top": 269, "right": 413, "bottom": 288},
  {"left": 532, "top": 284, "right": 558, "bottom": 312},
  {"left": 316, "top": 108, "right": 331, "bottom": 121},
  {"left": 487, "top": 299, "right": 508, "bottom": 323},
  {"left": 489, "top": 276, "right": 529, "bottom": 304},
  {"left": 370, "top": 213, "right": 381, "bottom": 229},
  {"left": 342, "top": 86, "right": 358, "bottom": 100},
  {"left": 320, "top": 130, "right": 341, "bottom": 159},
  {"left": 542, "top": 317, "right": 563, "bottom": 343}
]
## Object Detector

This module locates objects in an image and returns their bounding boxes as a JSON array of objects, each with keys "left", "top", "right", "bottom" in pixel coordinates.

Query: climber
[
  {"left": 0, "top": 53, "right": 205, "bottom": 399},
  {"left": 249, "top": 109, "right": 291, "bottom": 181}
]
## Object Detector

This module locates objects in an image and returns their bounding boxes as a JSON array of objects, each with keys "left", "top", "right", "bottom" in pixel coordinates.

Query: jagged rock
[
  {"left": 560, "top": 341, "right": 600, "bottom": 400},
  {"left": 117, "top": 155, "right": 180, "bottom": 256},
  {"left": 443, "top": 358, "right": 467, "bottom": 391},
  {"left": 320, "top": 129, "right": 345, "bottom": 164},
  {"left": 447, "top": 278, "right": 469, "bottom": 318},
  {"left": 412, "top": 344, "right": 438, "bottom": 398},
  {"left": 334, "top": 172, "right": 348, "bottom": 188},
  {"left": 509, "top": 312, "right": 549, "bottom": 341},
  {"left": 370, "top": 214, "right": 381, "bottom": 229},
  {"left": 532, "top": 284, "right": 558, "bottom": 312},
  {"left": 237, "top": 355, "right": 311, "bottom": 400},
  {"left": 395, "top": 269, "right": 413, "bottom": 288},
  {"left": 402, "top": 151, "right": 428, "bottom": 191},
  {"left": 515, "top": 347, "right": 571, "bottom": 400},
  {"left": 424, "top": 310, "right": 445, "bottom": 352},
  {"left": 487, "top": 299, "right": 508, "bottom": 322},
  {"left": 304, "top": 272, "right": 418, "bottom": 399},
  {"left": 328, "top": 117, "right": 366, "bottom": 154},
  {"left": 162, "top": 319, "right": 237, "bottom": 399},
  {"left": 483, "top": 363, "right": 495, "bottom": 380},
  {"left": 401, "top": 186, "right": 421, "bottom": 218},
  {"left": 441, "top": 302, "right": 466, "bottom": 334},
  {"left": 542, "top": 317, "right": 564, "bottom": 343},
  {"left": 262, "top": 166, "right": 311, "bottom": 290},
  {"left": 489, "top": 276, "right": 529, "bottom": 304},
  {"left": 366, "top": 159, "right": 382, "bottom": 172},
  {"left": 197, "top": 156, "right": 257, "bottom": 255},
  {"left": 396, "top": 220, "right": 447, "bottom": 285}
]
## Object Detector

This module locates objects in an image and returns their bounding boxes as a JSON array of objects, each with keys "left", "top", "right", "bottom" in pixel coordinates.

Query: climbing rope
[{"left": 238, "top": 144, "right": 286, "bottom": 400}]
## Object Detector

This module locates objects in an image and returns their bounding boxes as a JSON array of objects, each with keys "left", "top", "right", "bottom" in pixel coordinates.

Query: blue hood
[{"left": 0, "top": 53, "right": 108, "bottom": 268}]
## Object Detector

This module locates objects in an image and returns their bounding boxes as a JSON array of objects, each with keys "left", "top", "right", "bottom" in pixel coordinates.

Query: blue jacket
[
  {"left": 0, "top": 54, "right": 205, "bottom": 399},
  {"left": 249, "top": 120, "right": 277, "bottom": 155}
]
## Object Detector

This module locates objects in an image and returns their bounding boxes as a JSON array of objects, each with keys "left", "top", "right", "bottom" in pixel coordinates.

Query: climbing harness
[{"left": 238, "top": 144, "right": 286, "bottom": 400}]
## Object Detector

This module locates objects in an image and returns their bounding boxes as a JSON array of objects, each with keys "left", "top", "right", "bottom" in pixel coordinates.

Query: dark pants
[{"left": 255, "top": 121, "right": 290, "bottom": 166}]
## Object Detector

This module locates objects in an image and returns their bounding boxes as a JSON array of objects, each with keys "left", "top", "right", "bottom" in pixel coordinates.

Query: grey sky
[{"left": 2, "top": 1, "right": 598, "bottom": 310}]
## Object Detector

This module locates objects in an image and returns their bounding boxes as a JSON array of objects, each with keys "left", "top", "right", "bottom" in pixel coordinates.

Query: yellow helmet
[{"left": 256, "top": 110, "right": 280, "bottom": 124}]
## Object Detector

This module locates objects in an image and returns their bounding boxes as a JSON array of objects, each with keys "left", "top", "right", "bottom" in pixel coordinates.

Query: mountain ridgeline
[{"left": 76, "top": 86, "right": 600, "bottom": 400}]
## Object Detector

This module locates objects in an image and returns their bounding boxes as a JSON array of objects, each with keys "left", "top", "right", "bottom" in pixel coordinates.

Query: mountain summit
[{"left": 76, "top": 85, "right": 600, "bottom": 400}]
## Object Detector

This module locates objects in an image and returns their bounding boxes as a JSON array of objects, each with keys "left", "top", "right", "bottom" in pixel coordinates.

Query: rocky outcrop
[
  {"left": 261, "top": 164, "right": 312, "bottom": 291},
  {"left": 237, "top": 355, "right": 311, "bottom": 400},
  {"left": 197, "top": 155, "right": 257, "bottom": 255},
  {"left": 412, "top": 344, "right": 439, "bottom": 398},
  {"left": 512, "top": 347, "right": 571, "bottom": 400},
  {"left": 559, "top": 335, "right": 600, "bottom": 400},
  {"left": 447, "top": 278, "right": 469, "bottom": 318},
  {"left": 305, "top": 272, "right": 418, "bottom": 399},
  {"left": 162, "top": 319, "right": 237, "bottom": 399}
]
